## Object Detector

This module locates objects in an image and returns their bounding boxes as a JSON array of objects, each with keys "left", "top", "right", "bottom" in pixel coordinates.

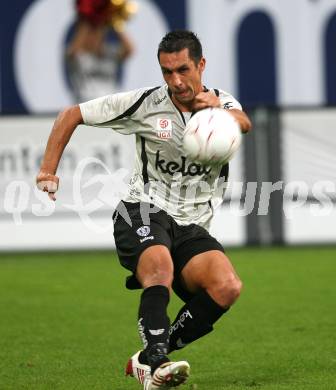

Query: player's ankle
[{"left": 146, "top": 342, "right": 170, "bottom": 374}]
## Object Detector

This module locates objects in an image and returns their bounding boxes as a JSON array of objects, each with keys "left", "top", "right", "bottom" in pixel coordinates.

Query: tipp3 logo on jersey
[{"left": 156, "top": 118, "right": 172, "bottom": 139}]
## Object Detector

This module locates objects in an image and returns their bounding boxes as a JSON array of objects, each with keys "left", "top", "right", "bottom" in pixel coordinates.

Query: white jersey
[{"left": 79, "top": 85, "right": 242, "bottom": 229}]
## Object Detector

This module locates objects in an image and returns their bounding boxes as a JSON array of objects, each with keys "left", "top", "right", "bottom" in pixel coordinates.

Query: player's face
[{"left": 159, "top": 48, "right": 205, "bottom": 107}]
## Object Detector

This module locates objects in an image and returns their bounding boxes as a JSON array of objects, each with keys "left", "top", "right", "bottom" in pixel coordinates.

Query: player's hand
[
  {"left": 192, "top": 92, "right": 221, "bottom": 111},
  {"left": 36, "top": 171, "right": 59, "bottom": 201}
]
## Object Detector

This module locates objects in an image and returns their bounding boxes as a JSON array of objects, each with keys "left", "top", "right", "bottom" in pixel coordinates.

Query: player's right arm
[
  {"left": 36, "top": 105, "right": 83, "bottom": 201},
  {"left": 36, "top": 87, "right": 155, "bottom": 200}
]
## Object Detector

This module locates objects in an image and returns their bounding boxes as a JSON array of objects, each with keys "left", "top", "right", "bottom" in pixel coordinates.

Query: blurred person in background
[{"left": 66, "top": 0, "right": 136, "bottom": 102}]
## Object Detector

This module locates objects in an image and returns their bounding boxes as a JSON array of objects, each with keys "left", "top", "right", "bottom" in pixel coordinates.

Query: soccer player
[{"left": 37, "top": 30, "right": 251, "bottom": 389}]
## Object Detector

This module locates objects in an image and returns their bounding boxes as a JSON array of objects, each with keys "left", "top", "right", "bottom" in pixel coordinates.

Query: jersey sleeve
[
  {"left": 217, "top": 89, "right": 242, "bottom": 111},
  {"left": 79, "top": 87, "right": 152, "bottom": 134}
]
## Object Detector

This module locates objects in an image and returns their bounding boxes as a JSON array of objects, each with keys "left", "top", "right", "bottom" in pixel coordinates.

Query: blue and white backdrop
[{"left": 2, "top": 0, "right": 336, "bottom": 113}]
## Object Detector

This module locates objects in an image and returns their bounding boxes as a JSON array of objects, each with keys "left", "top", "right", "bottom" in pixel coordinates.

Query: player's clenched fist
[
  {"left": 192, "top": 91, "right": 221, "bottom": 111},
  {"left": 36, "top": 171, "right": 59, "bottom": 201}
]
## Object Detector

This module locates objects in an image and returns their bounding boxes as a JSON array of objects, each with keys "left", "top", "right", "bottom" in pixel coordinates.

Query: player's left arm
[
  {"left": 226, "top": 108, "right": 252, "bottom": 133},
  {"left": 193, "top": 91, "right": 252, "bottom": 133}
]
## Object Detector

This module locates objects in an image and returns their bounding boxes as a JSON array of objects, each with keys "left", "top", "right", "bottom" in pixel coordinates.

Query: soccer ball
[{"left": 183, "top": 108, "right": 242, "bottom": 165}]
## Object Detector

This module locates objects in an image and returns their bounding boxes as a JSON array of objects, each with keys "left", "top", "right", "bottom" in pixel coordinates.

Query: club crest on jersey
[
  {"left": 136, "top": 226, "right": 150, "bottom": 237},
  {"left": 156, "top": 118, "right": 172, "bottom": 139}
]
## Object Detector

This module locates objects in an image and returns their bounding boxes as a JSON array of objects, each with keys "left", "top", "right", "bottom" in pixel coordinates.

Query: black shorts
[{"left": 113, "top": 201, "right": 224, "bottom": 302}]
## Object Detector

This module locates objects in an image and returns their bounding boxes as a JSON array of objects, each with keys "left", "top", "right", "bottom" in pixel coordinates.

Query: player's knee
[
  {"left": 229, "top": 277, "right": 243, "bottom": 302},
  {"left": 150, "top": 263, "right": 174, "bottom": 286},
  {"left": 137, "top": 256, "right": 174, "bottom": 288},
  {"left": 209, "top": 275, "right": 243, "bottom": 307}
]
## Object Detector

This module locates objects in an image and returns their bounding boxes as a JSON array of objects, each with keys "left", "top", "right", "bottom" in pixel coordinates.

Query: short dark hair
[{"left": 157, "top": 30, "right": 203, "bottom": 64}]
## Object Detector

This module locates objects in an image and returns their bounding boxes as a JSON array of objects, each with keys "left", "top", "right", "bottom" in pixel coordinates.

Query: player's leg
[
  {"left": 135, "top": 246, "right": 191, "bottom": 388},
  {"left": 169, "top": 250, "right": 242, "bottom": 352},
  {"left": 136, "top": 244, "right": 173, "bottom": 371},
  {"left": 113, "top": 202, "right": 172, "bottom": 372},
  {"left": 181, "top": 249, "right": 242, "bottom": 307},
  {"left": 114, "top": 201, "right": 190, "bottom": 386},
  {"left": 168, "top": 223, "right": 242, "bottom": 353}
]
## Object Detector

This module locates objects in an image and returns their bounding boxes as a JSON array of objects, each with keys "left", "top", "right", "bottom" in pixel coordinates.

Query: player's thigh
[
  {"left": 113, "top": 201, "right": 172, "bottom": 274},
  {"left": 180, "top": 250, "right": 241, "bottom": 294},
  {"left": 172, "top": 223, "right": 228, "bottom": 296}
]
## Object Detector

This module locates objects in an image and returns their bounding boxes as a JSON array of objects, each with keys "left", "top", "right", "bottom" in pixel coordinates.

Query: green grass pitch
[{"left": 0, "top": 246, "right": 335, "bottom": 389}]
